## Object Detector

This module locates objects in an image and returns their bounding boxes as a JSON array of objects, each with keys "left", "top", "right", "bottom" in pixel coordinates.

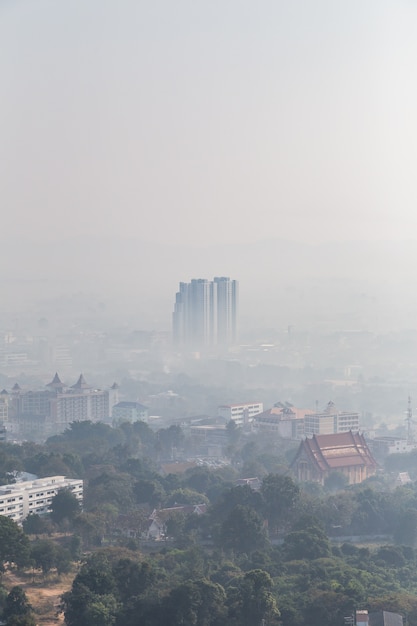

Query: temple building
[{"left": 291, "top": 431, "right": 377, "bottom": 485}]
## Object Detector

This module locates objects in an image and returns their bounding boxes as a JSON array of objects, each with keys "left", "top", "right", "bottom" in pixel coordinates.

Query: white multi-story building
[
  {"left": 0, "top": 475, "right": 83, "bottom": 523},
  {"left": 218, "top": 402, "right": 263, "bottom": 425},
  {"left": 254, "top": 405, "right": 312, "bottom": 440},
  {"left": 369, "top": 436, "right": 417, "bottom": 458},
  {"left": 304, "top": 401, "right": 359, "bottom": 436},
  {"left": 112, "top": 401, "right": 149, "bottom": 424}
]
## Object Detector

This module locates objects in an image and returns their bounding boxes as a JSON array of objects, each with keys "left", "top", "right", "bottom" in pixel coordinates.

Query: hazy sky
[{"left": 2, "top": 0, "right": 417, "bottom": 247}]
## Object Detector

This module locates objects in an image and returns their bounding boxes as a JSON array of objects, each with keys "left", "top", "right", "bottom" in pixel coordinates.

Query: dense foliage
[{"left": 3, "top": 421, "right": 417, "bottom": 625}]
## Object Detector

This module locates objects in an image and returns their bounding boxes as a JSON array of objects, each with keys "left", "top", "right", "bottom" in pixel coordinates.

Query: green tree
[
  {"left": 84, "top": 595, "right": 118, "bottom": 626},
  {"left": 165, "top": 488, "right": 209, "bottom": 507},
  {"left": 31, "top": 539, "right": 57, "bottom": 575},
  {"left": 303, "top": 589, "right": 352, "bottom": 626},
  {"left": 283, "top": 526, "right": 331, "bottom": 561},
  {"left": 133, "top": 478, "right": 165, "bottom": 508},
  {"left": 50, "top": 488, "right": 80, "bottom": 525},
  {"left": 219, "top": 505, "right": 267, "bottom": 554},
  {"left": 3, "top": 587, "right": 33, "bottom": 621},
  {"left": 184, "top": 467, "right": 228, "bottom": 503},
  {"left": 165, "top": 579, "right": 226, "bottom": 626},
  {"left": 55, "top": 546, "right": 72, "bottom": 575},
  {"left": 61, "top": 554, "right": 118, "bottom": 626},
  {"left": 157, "top": 425, "right": 185, "bottom": 457},
  {"left": 86, "top": 472, "right": 134, "bottom": 512},
  {"left": 73, "top": 513, "right": 104, "bottom": 549},
  {"left": 22, "top": 512, "right": 52, "bottom": 535},
  {"left": 48, "top": 421, "right": 121, "bottom": 458},
  {"left": 324, "top": 471, "right": 349, "bottom": 492},
  {"left": 228, "top": 569, "right": 280, "bottom": 626},
  {"left": 261, "top": 474, "right": 300, "bottom": 532},
  {"left": 226, "top": 420, "right": 241, "bottom": 445},
  {"left": 75, "top": 553, "right": 116, "bottom": 596},
  {"left": 209, "top": 485, "right": 263, "bottom": 524},
  {"left": 112, "top": 559, "right": 155, "bottom": 603},
  {"left": 0, "top": 516, "right": 30, "bottom": 570}
]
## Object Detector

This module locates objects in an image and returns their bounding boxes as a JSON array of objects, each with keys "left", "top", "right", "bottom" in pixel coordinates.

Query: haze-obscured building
[
  {"left": 368, "top": 436, "right": 417, "bottom": 459},
  {"left": 254, "top": 403, "right": 313, "bottom": 439},
  {"left": 304, "top": 401, "right": 360, "bottom": 436},
  {"left": 7, "top": 373, "right": 119, "bottom": 441},
  {"left": 172, "top": 277, "right": 238, "bottom": 349},
  {"left": 112, "top": 401, "right": 149, "bottom": 424},
  {"left": 0, "top": 390, "right": 8, "bottom": 441},
  {"left": 218, "top": 402, "right": 263, "bottom": 425}
]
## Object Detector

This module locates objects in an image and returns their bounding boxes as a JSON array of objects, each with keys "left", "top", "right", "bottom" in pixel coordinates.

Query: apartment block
[
  {"left": 112, "top": 401, "right": 149, "bottom": 424},
  {"left": 0, "top": 475, "right": 83, "bottom": 523},
  {"left": 304, "top": 401, "right": 359, "bottom": 436},
  {"left": 7, "top": 374, "right": 119, "bottom": 442},
  {"left": 218, "top": 402, "right": 263, "bottom": 425}
]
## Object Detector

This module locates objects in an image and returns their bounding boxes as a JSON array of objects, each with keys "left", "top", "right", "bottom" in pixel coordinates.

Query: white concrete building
[
  {"left": 112, "top": 401, "right": 149, "bottom": 424},
  {"left": 218, "top": 402, "right": 263, "bottom": 425},
  {"left": 370, "top": 436, "right": 417, "bottom": 457},
  {"left": 254, "top": 405, "right": 312, "bottom": 439},
  {"left": 304, "top": 401, "right": 359, "bottom": 436},
  {"left": 0, "top": 475, "right": 83, "bottom": 523}
]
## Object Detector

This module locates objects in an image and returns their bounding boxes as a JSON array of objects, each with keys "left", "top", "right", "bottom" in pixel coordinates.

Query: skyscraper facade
[{"left": 173, "top": 277, "right": 238, "bottom": 349}]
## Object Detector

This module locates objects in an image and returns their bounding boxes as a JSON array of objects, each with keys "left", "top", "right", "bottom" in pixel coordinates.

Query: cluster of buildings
[
  {"left": 219, "top": 399, "right": 361, "bottom": 438},
  {"left": 0, "top": 373, "right": 120, "bottom": 441},
  {"left": 173, "top": 277, "right": 238, "bottom": 349},
  {"left": 189, "top": 399, "right": 416, "bottom": 487}
]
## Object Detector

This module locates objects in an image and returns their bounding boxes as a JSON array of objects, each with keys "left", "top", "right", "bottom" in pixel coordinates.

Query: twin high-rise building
[{"left": 173, "top": 277, "right": 238, "bottom": 349}]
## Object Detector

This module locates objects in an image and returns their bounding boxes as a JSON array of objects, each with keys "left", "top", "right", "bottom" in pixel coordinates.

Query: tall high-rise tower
[
  {"left": 173, "top": 277, "right": 238, "bottom": 349},
  {"left": 214, "top": 277, "right": 239, "bottom": 346}
]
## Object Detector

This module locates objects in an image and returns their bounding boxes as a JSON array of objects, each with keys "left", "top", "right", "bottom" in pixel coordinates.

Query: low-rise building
[
  {"left": 112, "top": 401, "right": 149, "bottom": 424},
  {"left": 369, "top": 436, "right": 417, "bottom": 458},
  {"left": 218, "top": 402, "right": 263, "bottom": 425},
  {"left": 357, "top": 609, "right": 403, "bottom": 626},
  {"left": 254, "top": 403, "right": 312, "bottom": 439},
  {"left": 304, "top": 401, "right": 359, "bottom": 436},
  {"left": 234, "top": 477, "right": 261, "bottom": 490},
  {"left": 0, "top": 475, "right": 83, "bottom": 523},
  {"left": 147, "top": 504, "right": 207, "bottom": 540}
]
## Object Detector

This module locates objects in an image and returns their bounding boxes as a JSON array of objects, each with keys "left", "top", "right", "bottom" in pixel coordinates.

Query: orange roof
[{"left": 294, "top": 431, "right": 377, "bottom": 472}]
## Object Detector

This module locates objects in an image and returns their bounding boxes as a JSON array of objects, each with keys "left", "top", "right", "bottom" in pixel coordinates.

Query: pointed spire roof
[
  {"left": 12, "top": 383, "right": 21, "bottom": 391},
  {"left": 71, "top": 374, "right": 91, "bottom": 390},
  {"left": 47, "top": 372, "right": 64, "bottom": 388},
  {"left": 0, "top": 389, "right": 8, "bottom": 395},
  {"left": 111, "top": 382, "right": 119, "bottom": 390}
]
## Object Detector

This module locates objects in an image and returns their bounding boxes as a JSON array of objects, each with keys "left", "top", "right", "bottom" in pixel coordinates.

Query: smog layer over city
[{"left": 1, "top": 2, "right": 417, "bottom": 626}]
